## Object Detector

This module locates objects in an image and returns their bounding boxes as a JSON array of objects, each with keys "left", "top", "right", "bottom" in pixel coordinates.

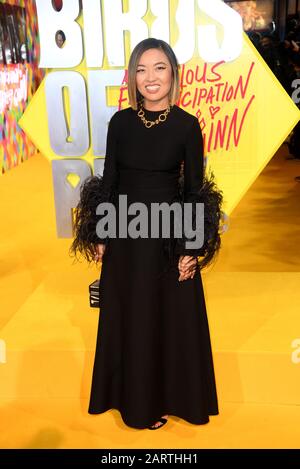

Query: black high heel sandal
[{"left": 147, "top": 417, "right": 168, "bottom": 430}]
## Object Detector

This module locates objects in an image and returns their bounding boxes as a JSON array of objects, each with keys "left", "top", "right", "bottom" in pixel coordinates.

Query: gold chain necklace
[{"left": 137, "top": 101, "right": 171, "bottom": 128}]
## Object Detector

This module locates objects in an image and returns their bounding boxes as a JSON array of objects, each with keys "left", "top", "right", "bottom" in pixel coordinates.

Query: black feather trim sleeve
[
  {"left": 162, "top": 169, "right": 224, "bottom": 271},
  {"left": 68, "top": 174, "right": 118, "bottom": 265},
  {"left": 179, "top": 169, "right": 223, "bottom": 269}
]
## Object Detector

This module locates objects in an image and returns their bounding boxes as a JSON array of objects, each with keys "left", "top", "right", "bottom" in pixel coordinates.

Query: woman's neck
[{"left": 142, "top": 99, "right": 169, "bottom": 111}]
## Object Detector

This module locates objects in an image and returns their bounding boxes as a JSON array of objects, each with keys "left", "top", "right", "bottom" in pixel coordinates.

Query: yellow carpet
[{"left": 1, "top": 145, "right": 300, "bottom": 449}]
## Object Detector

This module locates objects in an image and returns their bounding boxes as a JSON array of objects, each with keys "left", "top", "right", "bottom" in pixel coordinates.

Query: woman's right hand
[
  {"left": 93, "top": 243, "right": 106, "bottom": 262},
  {"left": 178, "top": 255, "right": 198, "bottom": 281}
]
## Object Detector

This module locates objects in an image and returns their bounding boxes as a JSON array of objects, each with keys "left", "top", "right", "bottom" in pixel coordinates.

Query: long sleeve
[
  {"left": 184, "top": 117, "right": 204, "bottom": 199},
  {"left": 69, "top": 113, "right": 119, "bottom": 264},
  {"left": 100, "top": 113, "right": 119, "bottom": 204},
  {"left": 95, "top": 113, "right": 119, "bottom": 244},
  {"left": 181, "top": 117, "right": 205, "bottom": 257},
  {"left": 175, "top": 117, "right": 224, "bottom": 268}
]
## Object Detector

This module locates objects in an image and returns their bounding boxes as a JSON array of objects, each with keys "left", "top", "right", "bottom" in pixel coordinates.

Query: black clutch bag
[{"left": 89, "top": 279, "right": 100, "bottom": 308}]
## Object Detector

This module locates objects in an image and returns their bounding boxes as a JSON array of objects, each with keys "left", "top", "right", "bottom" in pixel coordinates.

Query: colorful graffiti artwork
[{"left": 0, "top": 0, "right": 45, "bottom": 175}]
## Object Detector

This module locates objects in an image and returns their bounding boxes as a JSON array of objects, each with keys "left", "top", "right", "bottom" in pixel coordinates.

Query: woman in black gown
[{"left": 70, "top": 38, "right": 223, "bottom": 430}]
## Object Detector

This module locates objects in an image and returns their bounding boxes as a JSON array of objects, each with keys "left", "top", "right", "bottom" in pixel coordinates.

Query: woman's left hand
[{"left": 178, "top": 255, "right": 198, "bottom": 281}]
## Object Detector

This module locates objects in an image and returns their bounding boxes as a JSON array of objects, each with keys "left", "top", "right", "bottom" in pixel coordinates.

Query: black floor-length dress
[{"left": 87, "top": 104, "right": 219, "bottom": 429}]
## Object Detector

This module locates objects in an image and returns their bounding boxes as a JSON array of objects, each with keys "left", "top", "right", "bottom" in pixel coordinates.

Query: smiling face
[{"left": 135, "top": 48, "right": 173, "bottom": 111}]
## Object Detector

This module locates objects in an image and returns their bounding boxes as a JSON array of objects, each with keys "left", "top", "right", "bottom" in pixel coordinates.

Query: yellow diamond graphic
[{"left": 66, "top": 172, "right": 81, "bottom": 189}]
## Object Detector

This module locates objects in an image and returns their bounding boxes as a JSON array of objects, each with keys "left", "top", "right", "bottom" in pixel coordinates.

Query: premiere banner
[{"left": 19, "top": 0, "right": 300, "bottom": 238}]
